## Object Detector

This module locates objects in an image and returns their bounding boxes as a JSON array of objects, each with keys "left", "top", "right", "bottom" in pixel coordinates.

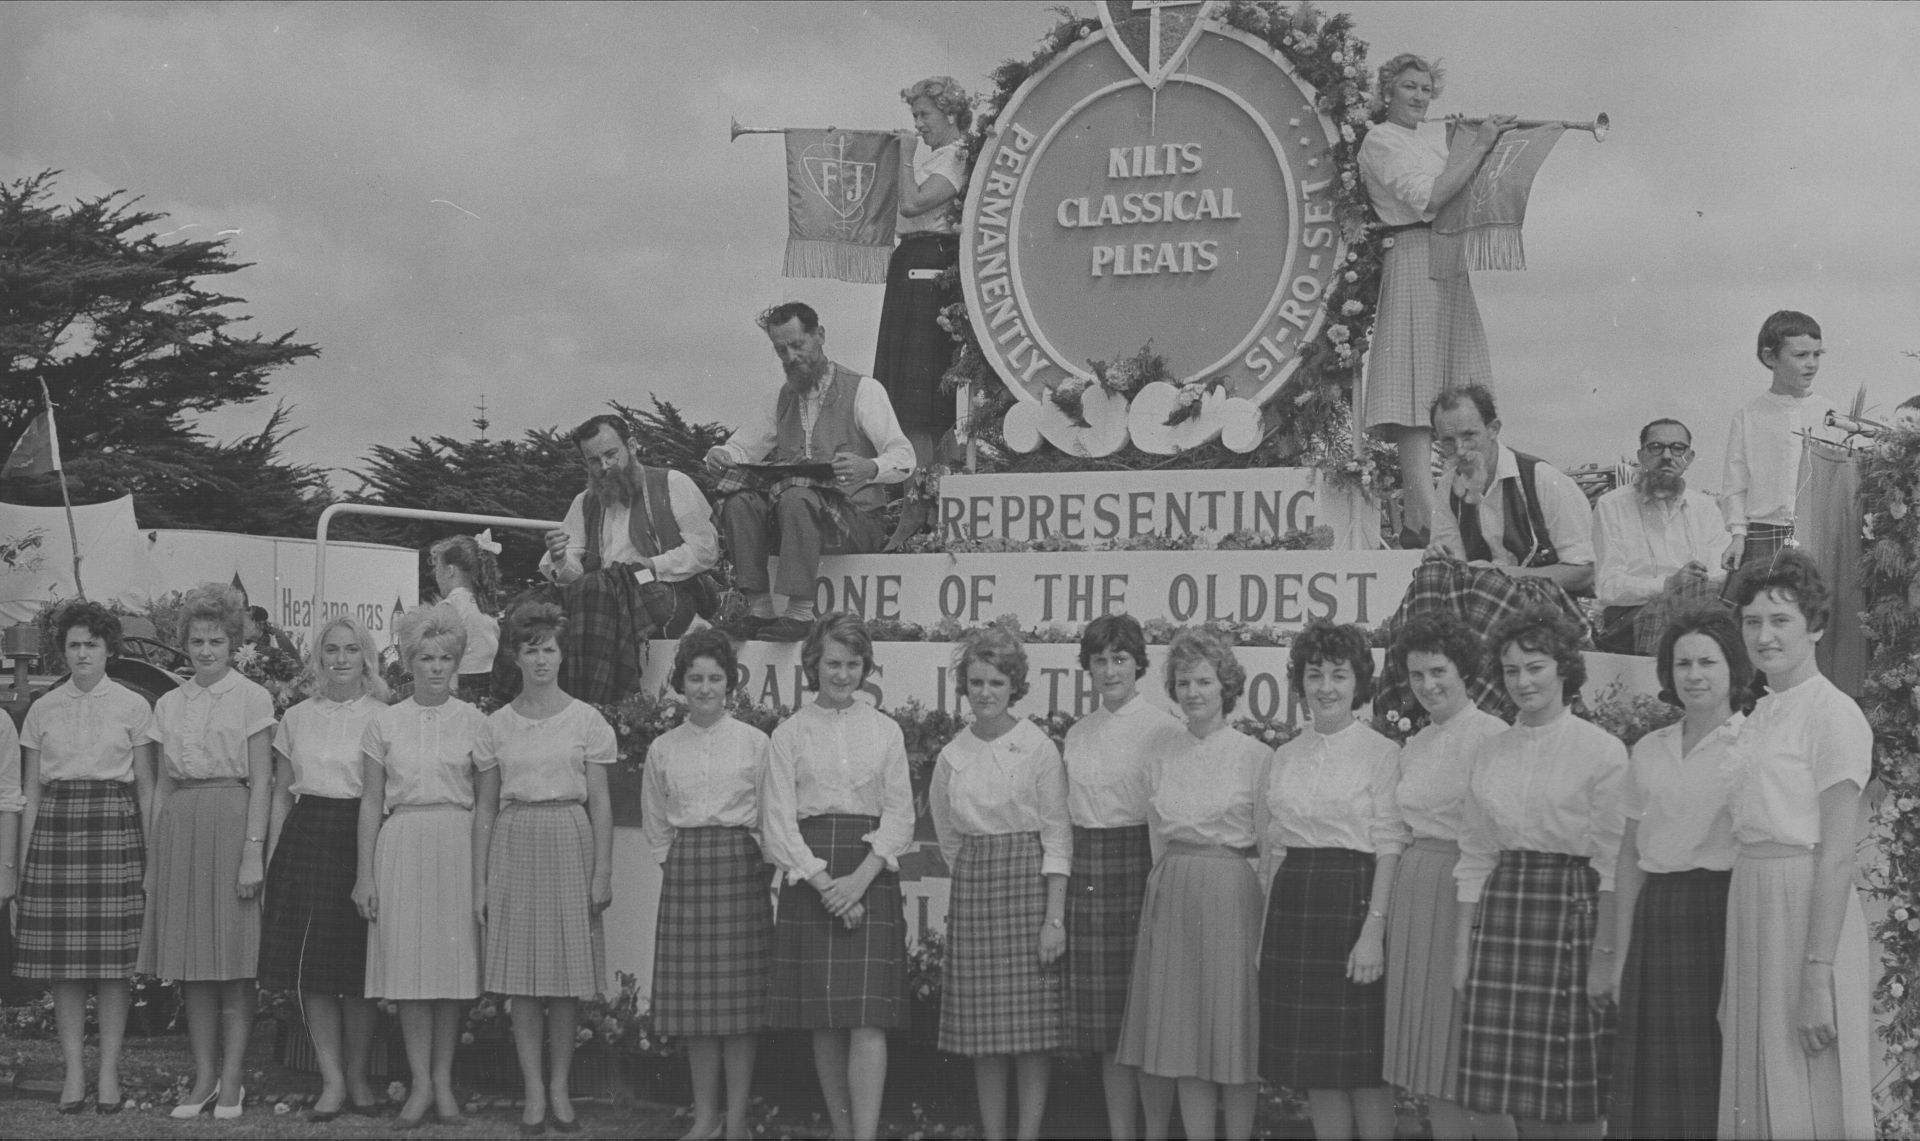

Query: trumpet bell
[
  {"left": 1590, "top": 112, "right": 1610, "bottom": 142},
  {"left": 729, "top": 116, "right": 747, "bottom": 142}
]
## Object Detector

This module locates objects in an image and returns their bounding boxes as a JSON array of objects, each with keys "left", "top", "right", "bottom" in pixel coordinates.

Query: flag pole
[{"left": 37, "top": 379, "right": 85, "bottom": 600}]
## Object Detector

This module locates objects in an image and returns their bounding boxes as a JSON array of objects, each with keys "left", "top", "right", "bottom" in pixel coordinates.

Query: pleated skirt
[
  {"left": 940, "top": 831, "right": 1064, "bottom": 1056},
  {"left": 16, "top": 780, "right": 145, "bottom": 980},
  {"left": 872, "top": 232, "right": 960, "bottom": 438},
  {"left": 1611, "top": 868, "right": 1729, "bottom": 1140},
  {"left": 1115, "top": 844, "right": 1262, "bottom": 1084},
  {"left": 1361, "top": 227, "right": 1493, "bottom": 432},
  {"left": 484, "top": 801, "right": 604, "bottom": 999},
  {"left": 1718, "top": 845, "right": 1872, "bottom": 1141},
  {"left": 1065, "top": 823, "right": 1151, "bottom": 1052},
  {"left": 1384, "top": 837, "right": 1464, "bottom": 1099},
  {"left": 651, "top": 825, "right": 773, "bottom": 1037},
  {"left": 366, "top": 805, "right": 481, "bottom": 1001},
  {"left": 260, "top": 796, "right": 368, "bottom": 995},
  {"left": 142, "top": 782, "right": 260, "bottom": 982},
  {"left": 1259, "top": 847, "right": 1385, "bottom": 1090},
  {"left": 768, "top": 814, "right": 907, "bottom": 1030},
  {"left": 1458, "top": 850, "right": 1612, "bottom": 1124}
]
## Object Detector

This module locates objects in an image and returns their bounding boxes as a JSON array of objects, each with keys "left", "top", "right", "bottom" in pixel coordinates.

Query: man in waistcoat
[
  {"left": 705, "top": 301, "right": 915, "bottom": 641},
  {"left": 540, "top": 413, "right": 720, "bottom": 701}
]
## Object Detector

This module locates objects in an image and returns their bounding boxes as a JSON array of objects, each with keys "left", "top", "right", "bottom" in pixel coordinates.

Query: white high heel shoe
[
  {"left": 170, "top": 1084, "right": 219, "bottom": 1119},
  {"left": 213, "top": 1085, "right": 246, "bottom": 1120}
]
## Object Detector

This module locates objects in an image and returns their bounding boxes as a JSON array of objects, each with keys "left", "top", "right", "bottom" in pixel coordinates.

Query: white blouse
[
  {"left": 361, "top": 698, "right": 487, "bottom": 811},
  {"left": 1626, "top": 717, "right": 1741, "bottom": 873},
  {"left": 897, "top": 139, "right": 967, "bottom": 235},
  {"left": 20, "top": 678, "right": 154, "bottom": 785},
  {"left": 273, "top": 693, "right": 386, "bottom": 799},
  {"left": 761, "top": 701, "right": 915, "bottom": 884},
  {"left": 0, "top": 715, "right": 20, "bottom": 814},
  {"left": 930, "top": 719, "right": 1072, "bottom": 876},
  {"left": 473, "top": 700, "right": 617, "bottom": 803},
  {"left": 640, "top": 714, "right": 770, "bottom": 864},
  {"left": 148, "top": 670, "right": 276, "bottom": 781},
  {"left": 1264, "top": 720, "right": 1409, "bottom": 855},
  {"left": 1146, "top": 724, "right": 1271, "bottom": 851},
  {"left": 1358, "top": 120, "right": 1446, "bottom": 225},
  {"left": 443, "top": 586, "right": 499, "bottom": 675},
  {"left": 1397, "top": 706, "right": 1508, "bottom": 843},
  {"left": 1456, "top": 710, "right": 1629, "bottom": 903},
  {"left": 1062, "top": 693, "right": 1182, "bottom": 829},
  {"left": 1723, "top": 675, "right": 1871, "bottom": 848}
]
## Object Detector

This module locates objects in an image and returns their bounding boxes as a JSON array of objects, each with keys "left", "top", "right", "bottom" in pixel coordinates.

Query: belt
[
  {"left": 1739, "top": 841, "right": 1814, "bottom": 860},
  {"left": 1166, "top": 840, "right": 1256, "bottom": 860},
  {"left": 174, "top": 778, "right": 246, "bottom": 790},
  {"left": 389, "top": 803, "right": 469, "bottom": 816},
  {"left": 1380, "top": 221, "right": 1431, "bottom": 235},
  {"left": 505, "top": 798, "right": 586, "bottom": 808}
]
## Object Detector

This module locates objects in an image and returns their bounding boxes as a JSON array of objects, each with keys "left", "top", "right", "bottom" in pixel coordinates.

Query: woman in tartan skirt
[
  {"left": 762, "top": 613, "right": 914, "bottom": 1141},
  {"left": 642, "top": 629, "right": 774, "bottom": 1141},
  {"left": 931, "top": 628, "right": 1070, "bottom": 1141},
  {"left": 1453, "top": 606, "right": 1626, "bottom": 1137},
  {"left": 1062, "top": 615, "right": 1180, "bottom": 1140},
  {"left": 1609, "top": 609, "right": 1747, "bottom": 1138},
  {"left": 260, "top": 615, "right": 389, "bottom": 1121},
  {"left": 473, "top": 601, "right": 616, "bottom": 1135},
  {"left": 13, "top": 601, "right": 156, "bottom": 1115},
  {"left": 1258, "top": 622, "right": 1407, "bottom": 1140}
]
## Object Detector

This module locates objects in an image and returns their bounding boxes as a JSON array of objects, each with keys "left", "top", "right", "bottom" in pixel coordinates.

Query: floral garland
[
  {"left": 944, "top": 1, "right": 1395, "bottom": 499},
  {"left": 896, "top": 523, "right": 1335, "bottom": 555}
]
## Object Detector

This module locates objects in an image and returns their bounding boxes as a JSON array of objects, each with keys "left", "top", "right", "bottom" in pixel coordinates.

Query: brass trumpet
[
  {"left": 729, "top": 117, "right": 782, "bottom": 141},
  {"left": 1424, "top": 112, "right": 1610, "bottom": 142}
]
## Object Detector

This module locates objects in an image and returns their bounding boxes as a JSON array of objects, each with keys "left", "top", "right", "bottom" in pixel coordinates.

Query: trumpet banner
[
  {"left": 782, "top": 129, "right": 902, "bottom": 284},
  {"left": 1430, "top": 124, "right": 1565, "bottom": 278}
]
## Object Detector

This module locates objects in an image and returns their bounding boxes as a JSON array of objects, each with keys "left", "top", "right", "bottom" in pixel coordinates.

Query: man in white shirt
[
  {"left": 1591, "top": 419, "right": 1731, "bottom": 653},
  {"left": 705, "top": 302, "right": 915, "bottom": 641}
]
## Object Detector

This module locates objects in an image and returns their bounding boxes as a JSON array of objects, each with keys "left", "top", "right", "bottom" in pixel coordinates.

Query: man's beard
[
  {"left": 589, "top": 458, "right": 642, "bottom": 506},
  {"left": 1635, "top": 466, "right": 1686, "bottom": 500},
  {"left": 782, "top": 355, "right": 828, "bottom": 390}
]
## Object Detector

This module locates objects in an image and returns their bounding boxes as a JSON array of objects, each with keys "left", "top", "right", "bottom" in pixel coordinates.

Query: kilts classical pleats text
[
  {"left": 768, "top": 814, "right": 907, "bottom": 1030},
  {"left": 1458, "top": 850, "right": 1612, "bottom": 1124},
  {"left": 872, "top": 232, "right": 960, "bottom": 440},
  {"left": 1361, "top": 226, "right": 1493, "bottom": 432},
  {"left": 484, "top": 800, "right": 604, "bottom": 999},
  {"left": 260, "top": 795, "right": 369, "bottom": 995},
  {"left": 1065, "top": 823, "right": 1151, "bottom": 1053},
  {"left": 365, "top": 805, "right": 481, "bottom": 1001},
  {"left": 16, "top": 780, "right": 145, "bottom": 980},
  {"left": 1258, "top": 847, "right": 1386, "bottom": 1090},
  {"left": 142, "top": 780, "right": 260, "bottom": 982},
  {"left": 1611, "top": 868, "right": 1729, "bottom": 1140},
  {"left": 651, "top": 825, "right": 773, "bottom": 1037},
  {"left": 939, "top": 831, "right": 1064, "bottom": 1056},
  {"left": 1384, "top": 837, "right": 1465, "bottom": 1099}
]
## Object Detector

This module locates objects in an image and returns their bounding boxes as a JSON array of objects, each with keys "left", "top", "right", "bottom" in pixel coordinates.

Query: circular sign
[{"left": 961, "top": 19, "right": 1342, "bottom": 425}]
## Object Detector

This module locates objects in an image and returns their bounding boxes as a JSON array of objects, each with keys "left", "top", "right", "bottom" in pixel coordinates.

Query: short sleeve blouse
[
  {"left": 1625, "top": 716, "right": 1741, "bottom": 872},
  {"left": 472, "top": 699, "right": 617, "bottom": 803},
  {"left": 273, "top": 693, "right": 387, "bottom": 800},
  {"left": 20, "top": 677, "right": 155, "bottom": 784},
  {"left": 147, "top": 670, "right": 276, "bottom": 781},
  {"left": 361, "top": 697, "right": 487, "bottom": 811},
  {"left": 897, "top": 139, "right": 967, "bottom": 234},
  {"left": 1723, "top": 675, "right": 1872, "bottom": 848}
]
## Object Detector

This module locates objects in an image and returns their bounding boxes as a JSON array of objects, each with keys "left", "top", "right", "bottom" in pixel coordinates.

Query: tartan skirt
[
  {"left": 1361, "top": 226, "right": 1492, "bottom": 432},
  {"left": 260, "top": 796, "right": 369, "bottom": 995},
  {"left": 15, "top": 780, "right": 145, "bottom": 980},
  {"left": 1383, "top": 837, "right": 1466, "bottom": 1099},
  {"left": 939, "top": 831, "right": 1064, "bottom": 1056},
  {"left": 366, "top": 805, "right": 481, "bottom": 1000},
  {"left": 1458, "top": 850, "right": 1612, "bottom": 1123},
  {"left": 1258, "top": 847, "right": 1386, "bottom": 1090},
  {"left": 873, "top": 232, "right": 960, "bottom": 438},
  {"left": 484, "top": 801, "right": 604, "bottom": 999},
  {"left": 1612, "top": 868, "right": 1729, "bottom": 1140},
  {"left": 651, "top": 825, "right": 773, "bottom": 1036},
  {"left": 768, "top": 814, "right": 907, "bottom": 1031},
  {"left": 1065, "top": 823, "right": 1151, "bottom": 1052},
  {"left": 142, "top": 781, "right": 260, "bottom": 982}
]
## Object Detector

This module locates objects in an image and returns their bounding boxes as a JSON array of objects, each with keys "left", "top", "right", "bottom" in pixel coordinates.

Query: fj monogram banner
[
  {"left": 782, "top": 129, "right": 902, "bottom": 284},
  {"left": 1430, "top": 123, "right": 1566, "bottom": 278}
]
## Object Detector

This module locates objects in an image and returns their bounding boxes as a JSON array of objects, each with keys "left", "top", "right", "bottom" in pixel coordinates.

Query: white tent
[{"left": 0, "top": 497, "right": 159, "bottom": 625}]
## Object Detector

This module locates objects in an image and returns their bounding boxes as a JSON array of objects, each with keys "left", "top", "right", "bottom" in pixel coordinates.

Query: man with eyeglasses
[{"left": 1590, "top": 418, "right": 1732, "bottom": 654}]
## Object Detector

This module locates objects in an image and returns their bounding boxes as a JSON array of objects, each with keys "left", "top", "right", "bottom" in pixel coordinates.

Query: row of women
[{"left": 0, "top": 586, "right": 615, "bottom": 1132}]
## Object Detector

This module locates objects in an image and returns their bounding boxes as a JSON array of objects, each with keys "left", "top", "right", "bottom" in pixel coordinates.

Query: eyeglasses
[{"left": 1639, "top": 441, "right": 1692, "bottom": 457}]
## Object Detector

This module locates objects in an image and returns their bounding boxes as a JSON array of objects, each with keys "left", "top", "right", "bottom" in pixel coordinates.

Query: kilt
[
  {"left": 15, "top": 780, "right": 145, "bottom": 980},
  {"left": 1612, "top": 868, "right": 1729, "bottom": 1139},
  {"left": 484, "top": 801, "right": 604, "bottom": 999},
  {"left": 260, "top": 796, "right": 368, "bottom": 995},
  {"left": 768, "top": 814, "right": 907, "bottom": 1030},
  {"left": 652, "top": 825, "right": 773, "bottom": 1037},
  {"left": 1258, "top": 847, "right": 1385, "bottom": 1090},
  {"left": 1384, "top": 837, "right": 1466, "bottom": 1099},
  {"left": 1065, "top": 823, "right": 1151, "bottom": 1052},
  {"left": 1361, "top": 226, "right": 1492, "bottom": 432},
  {"left": 939, "top": 831, "right": 1064, "bottom": 1056},
  {"left": 873, "top": 232, "right": 960, "bottom": 439},
  {"left": 366, "top": 805, "right": 481, "bottom": 1001},
  {"left": 142, "top": 781, "right": 260, "bottom": 982},
  {"left": 1458, "top": 850, "right": 1611, "bottom": 1123}
]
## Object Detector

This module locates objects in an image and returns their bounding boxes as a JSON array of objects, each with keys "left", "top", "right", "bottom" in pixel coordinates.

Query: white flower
[
  {"left": 1342, "top": 300, "right": 1364, "bottom": 316},
  {"left": 274, "top": 1102, "right": 292, "bottom": 1116},
  {"left": 1340, "top": 123, "right": 1356, "bottom": 144},
  {"left": 1330, "top": 51, "right": 1345, "bottom": 64},
  {"left": 1344, "top": 270, "right": 1358, "bottom": 283},
  {"left": 1328, "top": 324, "right": 1351, "bottom": 344}
]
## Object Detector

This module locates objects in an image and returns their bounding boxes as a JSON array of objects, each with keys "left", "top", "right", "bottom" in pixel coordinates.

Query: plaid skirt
[
  {"left": 1361, "top": 226, "right": 1492, "bottom": 432},
  {"left": 1384, "top": 837, "right": 1466, "bottom": 1099},
  {"left": 652, "top": 825, "right": 773, "bottom": 1036},
  {"left": 260, "top": 796, "right": 368, "bottom": 995},
  {"left": 1458, "top": 850, "right": 1612, "bottom": 1123},
  {"left": 940, "top": 831, "right": 1064, "bottom": 1056},
  {"left": 484, "top": 801, "right": 604, "bottom": 999},
  {"left": 873, "top": 232, "right": 959, "bottom": 438},
  {"left": 1258, "top": 848, "right": 1385, "bottom": 1090},
  {"left": 768, "top": 814, "right": 907, "bottom": 1030},
  {"left": 142, "top": 781, "right": 260, "bottom": 982},
  {"left": 16, "top": 780, "right": 145, "bottom": 980},
  {"left": 1065, "top": 824, "right": 1151, "bottom": 1052},
  {"left": 1612, "top": 869, "right": 1729, "bottom": 1139}
]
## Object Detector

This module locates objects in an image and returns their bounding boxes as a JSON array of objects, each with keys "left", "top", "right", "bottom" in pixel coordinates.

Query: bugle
[{"left": 1425, "top": 111, "right": 1610, "bottom": 142}]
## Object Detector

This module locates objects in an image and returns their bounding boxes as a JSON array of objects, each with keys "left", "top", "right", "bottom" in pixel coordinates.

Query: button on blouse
[
  {"left": 361, "top": 698, "right": 488, "bottom": 811},
  {"left": 147, "top": 670, "right": 276, "bottom": 781},
  {"left": 20, "top": 678, "right": 155, "bottom": 785},
  {"left": 1626, "top": 716, "right": 1741, "bottom": 873},
  {"left": 761, "top": 701, "right": 914, "bottom": 884},
  {"left": 1063, "top": 693, "right": 1182, "bottom": 828},
  {"left": 1455, "top": 710, "right": 1628, "bottom": 903},
  {"left": 1265, "top": 720, "right": 1409, "bottom": 855},
  {"left": 930, "top": 718, "right": 1072, "bottom": 876},
  {"left": 273, "top": 694, "right": 386, "bottom": 800},
  {"left": 640, "top": 714, "right": 771, "bottom": 864},
  {"left": 1396, "top": 706, "right": 1508, "bottom": 843},
  {"left": 473, "top": 700, "right": 616, "bottom": 804}
]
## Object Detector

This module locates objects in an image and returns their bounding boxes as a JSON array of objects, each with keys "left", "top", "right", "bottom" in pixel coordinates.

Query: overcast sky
[{"left": 3, "top": 1, "right": 1917, "bottom": 494}]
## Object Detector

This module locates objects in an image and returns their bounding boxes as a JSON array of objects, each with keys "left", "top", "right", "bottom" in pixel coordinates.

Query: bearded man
[
  {"left": 538, "top": 413, "right": 720, "bottom": 701},
  {"left": 1591, "top": 418, "right": 1732, "bottom": 654}
]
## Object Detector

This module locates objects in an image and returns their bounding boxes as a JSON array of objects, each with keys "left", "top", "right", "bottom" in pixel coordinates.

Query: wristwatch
[{"left": 1046, "top": 918, "right": 1064, "bottom": 929}]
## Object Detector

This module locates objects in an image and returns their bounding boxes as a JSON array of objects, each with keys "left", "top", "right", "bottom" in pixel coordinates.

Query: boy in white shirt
[{"left": 1720, "top": 310, "right": 1838, "bottom": 573}]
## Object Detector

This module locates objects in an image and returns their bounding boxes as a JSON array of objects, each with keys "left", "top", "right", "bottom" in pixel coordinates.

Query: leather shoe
[
  {"left": 757, "top": 616, "right": 812, "bottom": 642},
  {"left": 717, "top": 613, "right": 769, "bottom": 639},
  {"left": 550, "top": 1114, "right": 583, "bottom": 1134},
  {"left": 57, "top": 1099, "right": 87, "bottom": 1115},
  {"left": 171, "top": 1085, "right": 220, "bottom": 1119}
]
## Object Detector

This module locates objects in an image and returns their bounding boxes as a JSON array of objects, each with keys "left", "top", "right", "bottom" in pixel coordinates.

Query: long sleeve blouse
[
  {"left": 1145, "top": 723, "right": 1270, "bottom": 851},
  {"left": 1062, "top": 693, "right": 1182, "bottom": 828},
  {"left": 640, "top": 714, "right": 770, "bottom": 865},
  {"left": 930, "top": 718, "right": 1071, "bottom": 876},
  {"left": 1455, "top": 709, "right": 1628, "bottom": 903},
  {"left": 1358, "top": 120, "right": 1446, "bottom": 225},
  {"left": 1263, "top": 720, "right": 1409, "bottom": 855},
  {"left": 1722, "top": 675, "right": 1871, "bottom": 848},
  {"left": 1626, "top": 716, "right": 1741, "bottom": 872},
  {"left": 1396, "top": 706, "right": 1508, "bottom": 843},
  {"left": 272, "top": 693, "right": 386, "bottom": 799},
  {"left": 761, "top": 700, "right": 915, "bottom": 883}
]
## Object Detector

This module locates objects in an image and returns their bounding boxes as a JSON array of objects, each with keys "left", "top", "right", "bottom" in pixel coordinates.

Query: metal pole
[
  {"left": 312, "top": 504, "right": 563, "bottom": 637},
  {"left": 39, "top": 380, "right": 85, "bottom": 600}
]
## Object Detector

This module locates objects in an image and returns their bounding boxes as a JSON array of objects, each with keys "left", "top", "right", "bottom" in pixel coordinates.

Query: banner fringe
[
  {"left": 1466, "top": 227, "right": 1527, "bottom": 272},
  {"left": 783, "top": 238, "right": 891, "bottom": 284}
]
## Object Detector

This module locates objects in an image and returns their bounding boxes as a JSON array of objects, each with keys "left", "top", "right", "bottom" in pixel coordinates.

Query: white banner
[
  {"left": 0, "top": 497, "right": 158, "bottom": 624},
  {"left": 146, "top": 530, "right": 420, "bottom": 650}
]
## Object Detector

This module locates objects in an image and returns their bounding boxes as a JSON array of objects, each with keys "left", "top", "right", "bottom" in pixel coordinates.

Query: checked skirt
[
  {"left": 651, "top": 825, "right": 774, "bottom": 1037},
  {"left": 1065, "top": 823, "right": 1151, "bottom": 1052},
  {"left": 259, "top": 796, "right": 368, "bottom": 995},
  {"left": 1459, "top": 850, "right": 1613, "bottom": 1124},
  {"left": 768, "top": 814, "right": 907, "bottom": 1031},
  {"left": 1258, "top": 847, "right": 1385, "bottom": 1090},
  {"left": 939, "top": 831, "right": 1064, "bottom": 1056},
  {"left": 15, "top": 781, "right": 145, "bottom": 980},
  {"left": 1611, "top": 868, "right": 1729, "bottom": 1139}
]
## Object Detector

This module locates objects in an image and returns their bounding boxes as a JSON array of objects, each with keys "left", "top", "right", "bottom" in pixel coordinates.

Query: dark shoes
[
  {"left": 757, "top": 617, "right": 812, "bottom": 642},
  {"left": 716, "top": 614, "right": 769, "bottom": 640}
]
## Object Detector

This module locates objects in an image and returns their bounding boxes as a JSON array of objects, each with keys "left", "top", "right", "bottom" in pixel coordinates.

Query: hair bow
[{"left": 474, "top": 529, "right": 502, "bottom": 555}]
